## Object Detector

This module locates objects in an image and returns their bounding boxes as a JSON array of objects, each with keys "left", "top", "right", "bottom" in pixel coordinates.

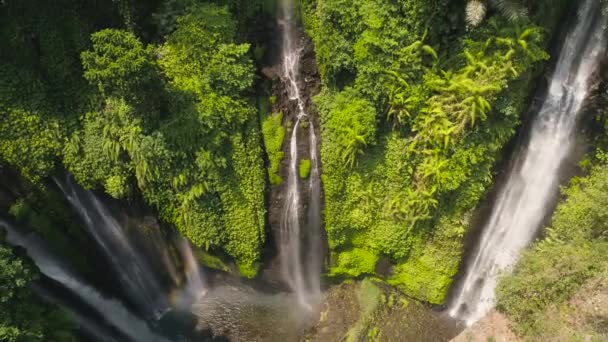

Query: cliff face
[{"left": 264, "top": 31, "right": 324, "bottom": 272}]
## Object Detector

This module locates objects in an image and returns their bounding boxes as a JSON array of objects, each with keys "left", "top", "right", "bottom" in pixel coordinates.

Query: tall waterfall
[
  {"left": 55, "top": 175, "right": 207, "bottom": 319},
  {"left": 55, "top": 175, "right": 169, "bottom": 318},
  {"left": 278, "top": 0, "right": 323, "bottom": 310},
  {"left": 0, "top": 220, "right": 169, "bottom": 342},
  {"left": 449, "top": 0, "right": 608, "bottom": 325}
]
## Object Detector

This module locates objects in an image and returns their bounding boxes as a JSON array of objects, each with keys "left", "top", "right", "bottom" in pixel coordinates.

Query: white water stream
[
  {"left": 55, "top": 175, "right": 169, "bottom": 319},
  {"left": 449, "top": 0, "right": 608, "bottom": 325},
  {"left": 175, "top": 237, "right": 207, "bottom": 308},
  {"left": 278, "top": 0, "right": 323, "bottom": 311}
]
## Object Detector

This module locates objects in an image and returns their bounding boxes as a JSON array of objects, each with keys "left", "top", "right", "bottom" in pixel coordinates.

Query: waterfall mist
[
  {"left": 449, "top": 0, "right": 608, "bottom": 326},
  {"left": 277, "top": 0, "right": 323, "bottom": 312}
]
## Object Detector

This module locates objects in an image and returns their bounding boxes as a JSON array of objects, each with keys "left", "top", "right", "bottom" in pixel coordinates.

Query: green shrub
[
  {"left": 0, "top": 109, "right": 62, "bottom": 182},
  {"left": 310, "top": 5, "right": 549, "bottom": 302},
  {"left": 329, "top": 248, "right": 379, "bottom": 278},
  {"left": 64, "top": 3, "right": 268, "bottom": 277},
  {"left": 0, "top": 244, "right": 77, "bottom": 341}
]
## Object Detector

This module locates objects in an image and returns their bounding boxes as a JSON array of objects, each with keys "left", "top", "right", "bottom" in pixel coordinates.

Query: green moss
[
  {"left": 346, "top": 279, "right": 383, "bottom": 342},
  {"left": 218, "top": 132, "right": 267, "bottom": 277},
  {"left": 198, "top": 251, "right": 230, "bottom": 272},
  {"left": 299, "top": 159, "right": 311, "bottom": 179},
  {"left": 386, "top": 213, "right": 467, "bottom": 304},
  {"left": 237, "top": 261, "right": 259, "bottom": 279},
  {"left": 261, "top": 111, "right": 285, "bottom": 185},
  {"left": 329, "top": 248, "right": 379, "bottom": 278},
  {"left": 358, "top": 279, "right": 383, "bottom": 315}
]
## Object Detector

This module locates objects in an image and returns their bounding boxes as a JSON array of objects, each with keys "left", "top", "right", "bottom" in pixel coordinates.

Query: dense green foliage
[
  {"left": 497, "top": 154, "right": 608, "bottom": 339},
  {"left": 0, "top": 0, "right": 591, "bottom": 338},
  {"left": 67, "top": 4, "right": 266, "bottom": 276},
  {"left": 0, "top": 0, "right": 108, "bottom": 184},
  {"left": 0, "top": 242, "right": 76, "bottom": 341},
  {"left": 1, "top": 0, "right": 271, "bottom": 277},
  {"left": 303, "top": 0, "right": 552, "bottom": 303}
]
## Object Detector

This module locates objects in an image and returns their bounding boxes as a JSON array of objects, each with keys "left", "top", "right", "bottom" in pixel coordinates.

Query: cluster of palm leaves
[
  {"left": 340, "top": 122, "right": 370, "bottom": 168},
  {"left": 466, "top": 0, "right": 530, "bottom": 27},
  {"left": 382, "top": 25, "right": 546, "bottom": 228}
]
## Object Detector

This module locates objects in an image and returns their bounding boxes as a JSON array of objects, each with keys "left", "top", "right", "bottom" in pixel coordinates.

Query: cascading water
[
  {"left": 278, "top": 0, "right": 323, "bottom": 310},
  {"left": 55, "top": 175, "right": 169, "bottom": 318},
  {"left": 54, "top": 176, "right": 207, "bottom": 317},
  {"left": 175, "top": 237, "right": 207, "bottom": 308},
  {"left": 449, "top": 0, "right": 608, "bottom": 325},
  {"left": 0, "top": 220, "right": 169, "bottom": 342},
  {"left": 305, "top": 113, "right": 323, "bottom": 300}
]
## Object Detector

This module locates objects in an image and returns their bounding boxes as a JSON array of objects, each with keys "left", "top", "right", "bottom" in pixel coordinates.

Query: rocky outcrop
[{"left": 450, "top": 311, "right": 519, "bottom": 342}]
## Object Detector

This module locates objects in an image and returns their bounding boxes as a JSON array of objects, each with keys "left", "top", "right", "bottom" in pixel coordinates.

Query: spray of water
[
  {"left": 277, "top": 0, "right": 323, "bottom": 311},
  {"left": 449, "top": 0, "right": 608, "bottom": 325}
]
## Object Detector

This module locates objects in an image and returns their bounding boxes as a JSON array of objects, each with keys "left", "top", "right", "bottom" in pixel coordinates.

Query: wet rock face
[
  {"left": 265, "top": 30, "right": 323, "bottom": 266},
  {"left": 304, "top": 281, "right": 462, "bottom": 342}
]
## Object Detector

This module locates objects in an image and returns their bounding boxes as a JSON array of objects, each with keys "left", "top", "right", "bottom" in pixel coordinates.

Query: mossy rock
[{"left": 299, "top": 159, "right": 311, "bottom": 179}]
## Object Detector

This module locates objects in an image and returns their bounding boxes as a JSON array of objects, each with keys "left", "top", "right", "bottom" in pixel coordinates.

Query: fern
[{"left": 491, "top": 0, "right": 528, "bottom": 22}]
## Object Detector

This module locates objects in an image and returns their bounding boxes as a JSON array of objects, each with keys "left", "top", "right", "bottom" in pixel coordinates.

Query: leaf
[{"left": 422, "top": 45, "right": 438, "bottom": 60}]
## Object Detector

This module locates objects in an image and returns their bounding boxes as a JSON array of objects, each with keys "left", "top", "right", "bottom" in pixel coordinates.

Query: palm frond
[{"left": 490, "top": 0, "right": 528, "bottom": 22}]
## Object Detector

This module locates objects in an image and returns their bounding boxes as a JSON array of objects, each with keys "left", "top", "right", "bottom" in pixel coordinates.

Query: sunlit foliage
[
  {"left": 497, "top": 154, "right": 608, "bottom": 339},
  {"left": 303, "top": 0, "right": 551, "bottom": 303}
]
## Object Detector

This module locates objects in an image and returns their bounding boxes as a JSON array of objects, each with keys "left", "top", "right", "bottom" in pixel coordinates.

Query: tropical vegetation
[{"left": 0, "top": 0, "right": 602, "bottom": 340}]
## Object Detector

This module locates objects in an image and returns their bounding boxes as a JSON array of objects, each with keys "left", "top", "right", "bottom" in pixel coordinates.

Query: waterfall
[
  {"left": 278, "top": 0, "right": 323, "bottom": 310},
  {"left": 32, "top": 283, "right": 127, "bottom": 342},
  {"left": 55, "top": 175, "right": 169, "bottom": 319},
  {"left": 175, "top": 237, "right": 207, "bottom": 308},
  {"left": 0, "top": 220, "right": 169, "bottom": 342},
  {"left": 306, "top": 116, "right": 323, "bottom": 300},
  {"left": 54, "top": 175, "right": 207, "bottom": 318},
  {"left": 449, "top": 0, "right": 608, "bottom": 325}
]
